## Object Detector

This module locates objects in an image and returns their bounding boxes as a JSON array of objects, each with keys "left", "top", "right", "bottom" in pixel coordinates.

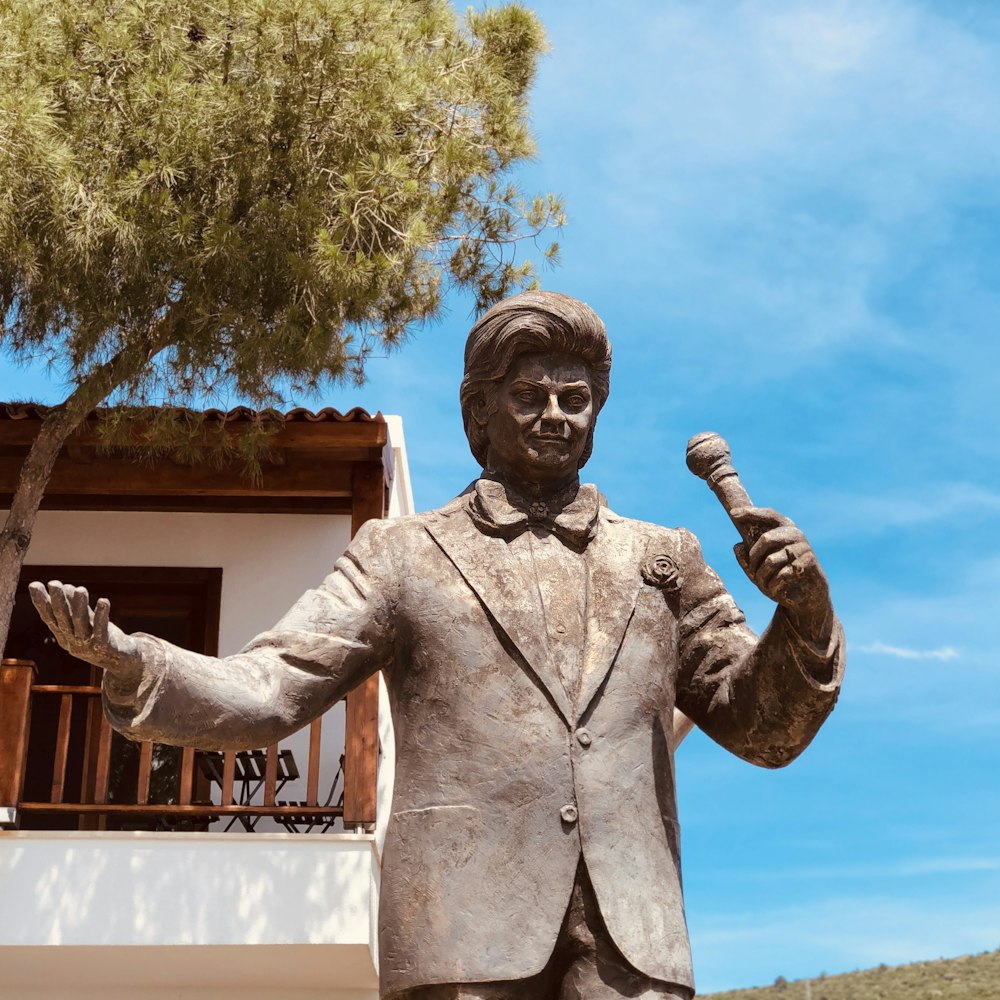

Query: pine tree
[{"left": 0, "top": 0, "right": 562, "bottom": 654}]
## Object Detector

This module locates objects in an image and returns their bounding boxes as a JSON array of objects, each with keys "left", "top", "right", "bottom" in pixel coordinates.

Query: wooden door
[{"left": 5, "top": 566, "right": 221, "bottom": 830}]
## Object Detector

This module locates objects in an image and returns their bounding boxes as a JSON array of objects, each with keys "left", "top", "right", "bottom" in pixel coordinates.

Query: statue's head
[{"left": 460, "top": 291, "right": 611, "bottom": 486}]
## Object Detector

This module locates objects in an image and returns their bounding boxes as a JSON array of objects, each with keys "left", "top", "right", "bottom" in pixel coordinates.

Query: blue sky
[{"left": 3, "top": 0, "right": 1000, "bottom": 992}]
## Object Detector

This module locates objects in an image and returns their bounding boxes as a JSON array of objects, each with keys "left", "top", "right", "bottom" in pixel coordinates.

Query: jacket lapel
[
  {"left": 424, "top": 509, "right": 576, "bottom": 726},
  {"left": 576, "top": 512, "right": 646, "bottom": 722}
]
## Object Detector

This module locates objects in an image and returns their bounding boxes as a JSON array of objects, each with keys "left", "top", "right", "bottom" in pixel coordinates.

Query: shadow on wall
[{"left": 0, "top": 830, "right": 375, "bottom": 950}]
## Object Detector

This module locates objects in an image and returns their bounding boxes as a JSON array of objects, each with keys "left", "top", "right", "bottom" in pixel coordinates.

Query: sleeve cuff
[
  {"left": 102, "top": 634, "right": 169, "bottom": 735},
  {"left": 777, "top": 608, "right": 845, "bottom": 691}
]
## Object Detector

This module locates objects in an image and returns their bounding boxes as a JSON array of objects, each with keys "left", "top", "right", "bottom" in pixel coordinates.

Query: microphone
[
  {"left": 686, "top": 432, "right": 755, "bottom": 543},
  {"left": 674, "top": 431, "right": 756, "bottom": 752}
]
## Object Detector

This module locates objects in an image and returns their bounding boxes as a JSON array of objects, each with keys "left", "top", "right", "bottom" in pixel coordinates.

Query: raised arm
[
  {"left": 30, "top": 518, "right": 398, "bottom": 751},
  {"left": 673, "top": 514, "right": 844, "bottom": 768}
]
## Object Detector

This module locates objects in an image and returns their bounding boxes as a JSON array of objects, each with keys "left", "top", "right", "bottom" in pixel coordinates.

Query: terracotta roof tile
[{"left": 0, "top": 402, "right": 383, "bottom": 423}]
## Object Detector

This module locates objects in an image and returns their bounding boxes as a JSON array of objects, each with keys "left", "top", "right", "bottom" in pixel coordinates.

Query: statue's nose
[{"left": 539, "top": 393, "right": 565, "bottom": 428}]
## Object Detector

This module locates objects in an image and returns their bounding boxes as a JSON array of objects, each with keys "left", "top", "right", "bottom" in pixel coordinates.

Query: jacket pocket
[{"left": 388, "top": 804, "right": 483, "bottom": 872}]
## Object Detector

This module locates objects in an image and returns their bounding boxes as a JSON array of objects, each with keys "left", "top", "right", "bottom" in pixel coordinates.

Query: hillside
[{"left": 700, "top": 949, "right": 1000, "bottom": 1000}]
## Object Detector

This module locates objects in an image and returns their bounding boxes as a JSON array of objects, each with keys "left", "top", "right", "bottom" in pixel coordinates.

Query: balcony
[
  {"left": 0, "top": 658, "right": 379, "bottom": 834},
  {"left": 0, "top": 657, "right": 389, "bottom": 1000}
]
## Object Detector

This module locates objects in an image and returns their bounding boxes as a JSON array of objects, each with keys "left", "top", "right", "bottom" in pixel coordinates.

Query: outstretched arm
[{"left": 30, "top": 518, "right": 398, "bottom": 750}]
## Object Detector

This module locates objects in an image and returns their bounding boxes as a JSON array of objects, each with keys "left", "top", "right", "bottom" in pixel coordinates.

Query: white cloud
[
  {"left": 855, "top": 640, "right": 960, "bottom": 661},
  {"left": 735, "top": 855, "right": 1000, "bottom": 882},
  {"left": 836, "top": 553, "right": 1000, "bottom": 675},
  {"left": 594, "top": 0, "right": 1000, "bottom": 189},
  {"left": 762, "top": 5, "right": 888, "bottom": 77},
  {"left": 898, "top": 856, "right": 1000, "bottom": 876},
  {"left": 531, "top": 0, "right": 1000, "bottom": 366},
  {"left": 802, "top": 482, "right": 1000, "bottom": 539}
]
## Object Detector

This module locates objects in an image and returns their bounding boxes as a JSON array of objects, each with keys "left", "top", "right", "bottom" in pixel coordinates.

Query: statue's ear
[{"left": 470, "top": 395, "right": 489, "bottom": 426}]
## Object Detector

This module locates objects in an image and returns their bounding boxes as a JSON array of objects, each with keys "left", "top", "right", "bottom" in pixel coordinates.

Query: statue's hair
[{"left": 459, "top": 290, "right": 612, "bottom": 469}]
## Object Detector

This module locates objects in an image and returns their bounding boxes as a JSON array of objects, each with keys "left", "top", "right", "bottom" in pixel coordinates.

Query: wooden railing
[{"left": 0, "top": 658, "right": 380, "bottom": 832}]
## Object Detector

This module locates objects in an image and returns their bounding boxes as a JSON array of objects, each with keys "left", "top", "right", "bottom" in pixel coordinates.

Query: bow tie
[{"left": 467, "top": 478, "right": 602, "bottom": 548}]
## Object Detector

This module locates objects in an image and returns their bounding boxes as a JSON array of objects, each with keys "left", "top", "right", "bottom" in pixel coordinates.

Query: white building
[{"left": 0, "top": 404, "right": 412, "bottom": 1000}]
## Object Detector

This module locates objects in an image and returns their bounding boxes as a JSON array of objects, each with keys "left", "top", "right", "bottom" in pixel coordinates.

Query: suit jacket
[{"left": 104, "top": 490, "right": 845, "bottom": 997}]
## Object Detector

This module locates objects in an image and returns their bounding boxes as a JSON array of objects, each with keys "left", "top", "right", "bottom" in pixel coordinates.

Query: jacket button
[
  {"left": 576, "top": 729, "right": 592, "bottom": 747},
  {"left": 560, "top": 804, "right": 579, "bottom": 824}
]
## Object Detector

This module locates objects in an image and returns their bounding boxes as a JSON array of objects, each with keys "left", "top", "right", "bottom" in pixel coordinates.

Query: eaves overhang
[{"left": 0, "top": 404, "right": 389, "bottom": 515}]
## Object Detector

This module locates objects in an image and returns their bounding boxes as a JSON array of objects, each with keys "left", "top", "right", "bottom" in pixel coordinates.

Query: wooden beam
[
  {"left": 0, "top": 660, "right": 36, "bottom": 813},
  {"left": 92, "top": 716, "right": 114, "bottom": 805},
  {"left": 273, "top": 422, "right": 386, "bottom": 449},
  {"left": 343, "top": 461, "right": 386, "bottom": 828},
  {"left": 306, "top": 718, "right": 322, "bottom": 807},
  {"left": 221, "top": 751, "right": 236, "bottom": 806},
  {"left": 343, "top": 676, "right": 379, "bottom": 827},
  {"left": 78, "top": 670, "right": 104, "bottom": 830},
  {"left": 0, "top": 494, "right": 356, "bottom": 515},
  {"left": 179, "top": 747, "right": 196, "bottom": 805},
  {"left": 137, "top": 743, "right": 153, "bottom": 806},
  {"left": 0, "top": 443, "right": 381, "bottom": 465},
  {"left": 31, "top": 685, "right": 101, "bottom": 695},
  {"left": 350, "top": 461, "right": 385, "bottom": 536},
  {"left": 18, "top": 802, "right": 343, "bottom": 817},
  {"left": 264, "top": 744, "right": 279, "bottom": 807},
  {"left": 0, "top": 453, "right": 354, "bottom": 497},
  {"left": 51, "top": 694, "right": 72, "bottom": 805}
]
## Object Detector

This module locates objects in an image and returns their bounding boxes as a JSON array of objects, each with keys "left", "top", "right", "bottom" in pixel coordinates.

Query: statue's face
[{"left": 484, "top": 352, "right": 595, "bottom": 487}]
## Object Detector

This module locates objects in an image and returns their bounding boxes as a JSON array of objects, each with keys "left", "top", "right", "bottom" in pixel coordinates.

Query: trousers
[{"left": 392, "top": 863, "right": 693, "bottom": 1000}]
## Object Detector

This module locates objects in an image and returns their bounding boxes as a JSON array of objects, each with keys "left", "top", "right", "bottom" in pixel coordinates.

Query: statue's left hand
[{"left": 729, "top": 507, "right": 833, "bottom": 647}]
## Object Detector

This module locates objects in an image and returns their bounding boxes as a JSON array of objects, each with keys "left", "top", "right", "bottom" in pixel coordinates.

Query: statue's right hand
[{"left": 29, "top": 581, "right": 142, "bottom": 679}]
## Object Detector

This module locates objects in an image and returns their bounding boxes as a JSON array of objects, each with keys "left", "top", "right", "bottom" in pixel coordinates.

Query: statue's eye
[{"left": 516, "top": 390, "right": 538, "bottom": 403}]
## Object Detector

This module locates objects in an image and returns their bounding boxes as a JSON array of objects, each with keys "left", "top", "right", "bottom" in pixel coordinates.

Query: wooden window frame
[{"left": 17, "top": 565, "right": 222, "bottom": 658}]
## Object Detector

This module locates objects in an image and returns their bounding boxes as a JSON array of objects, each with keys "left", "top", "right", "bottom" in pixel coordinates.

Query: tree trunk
[
  {"left": 0, "top": 404, "right": 89, "bottom": 657},
  {"left": 0, "top": 316, "right": 179, "bottom": 658}
]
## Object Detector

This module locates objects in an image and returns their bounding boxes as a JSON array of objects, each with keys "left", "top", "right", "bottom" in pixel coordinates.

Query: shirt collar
[{"left": 466, "top": 477, "right": 602, "bottom": 548}]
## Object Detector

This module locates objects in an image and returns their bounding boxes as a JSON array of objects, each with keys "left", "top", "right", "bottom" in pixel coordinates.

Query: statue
[{"left": 30, "top": 291, "right": 844, "bottom": 1000}]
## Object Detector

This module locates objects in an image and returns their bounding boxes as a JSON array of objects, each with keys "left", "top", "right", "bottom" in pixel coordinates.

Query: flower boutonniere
[{"left": 641, "top": 553, "right": 683, "bottom": 593}]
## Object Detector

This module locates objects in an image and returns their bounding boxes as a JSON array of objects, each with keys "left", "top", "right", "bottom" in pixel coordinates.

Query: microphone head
[{"left": 686, "top": 432, "right": 732, "bottom": 481}]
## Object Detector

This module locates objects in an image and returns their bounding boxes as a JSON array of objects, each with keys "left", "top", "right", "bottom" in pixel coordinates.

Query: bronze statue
[{"left": 31, "top": 291, "right": 844, "bottom": 1000}]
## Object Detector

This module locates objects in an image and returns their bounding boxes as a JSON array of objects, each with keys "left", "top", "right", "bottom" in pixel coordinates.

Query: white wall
[
  {"left": 0, "top": 831, "right": 380, "bottom": 999},
  {"left": 383, "top": 415, "right": 415, "bottom": 522},
  {"left": 20, "top": 509, "right": 353, "bottom": 656}
]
